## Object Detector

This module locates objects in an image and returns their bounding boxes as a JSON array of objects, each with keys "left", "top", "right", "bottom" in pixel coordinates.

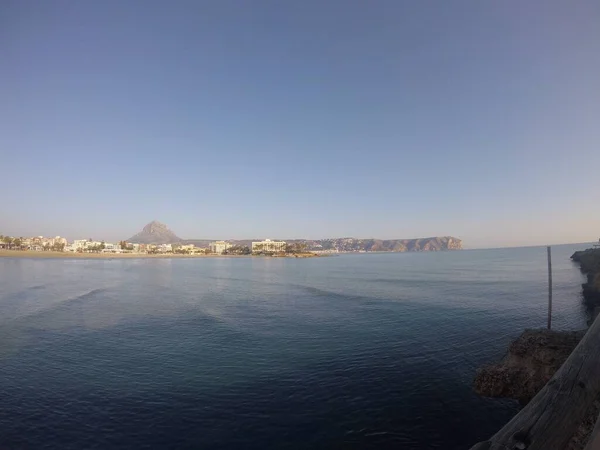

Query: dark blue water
[{"left": 0, "top": 245, "right": 590, "bottom": 449}]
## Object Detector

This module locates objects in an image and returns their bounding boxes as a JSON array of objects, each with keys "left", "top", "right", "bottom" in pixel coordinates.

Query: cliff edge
[{"left": 571, "top": 248, "right": 600, "bottom": 307}]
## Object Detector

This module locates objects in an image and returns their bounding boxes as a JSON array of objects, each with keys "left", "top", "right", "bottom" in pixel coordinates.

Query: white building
[
  {"left": 44, "top": 236, "right": 68, "bottom": 247},
  {"left": 157, "top": 244, "right": 172, "bottom": 253},
  {"left": 252, "top": 239, "right": 286, "bottom": 254},
  {"left": 102, "top": 243, "right": 121, "bottom": 252},
  {"left": 73, "top": 240, "right": 88, "bottom": 249},
  {"left": 209, "top": 241, "right": 232, "bottom": 254},
  {"left": 72, "top": 240, "right": 103, "bottom": 251}
]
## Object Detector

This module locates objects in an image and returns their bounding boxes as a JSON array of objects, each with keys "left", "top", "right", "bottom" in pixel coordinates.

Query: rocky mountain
[
  {"left": 127, "top": 221, "right": 182, "bottom": 244},
  {"left": 126, "top": 221, "right": 462, "bottom": 251}
]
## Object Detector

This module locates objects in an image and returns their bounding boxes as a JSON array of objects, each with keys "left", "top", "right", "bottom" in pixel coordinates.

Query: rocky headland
[
  {"left": 126, "top": 222, "right": 463, "bottom": 252},
  {"left": 571, "top": 247, "right": 600, "bottom": 308},
  {"left": 472, "top": 244, "right": 600, "bottom": 449}
]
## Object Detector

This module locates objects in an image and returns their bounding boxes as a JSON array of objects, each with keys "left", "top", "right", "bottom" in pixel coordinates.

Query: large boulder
[{"left": 473, "top": 329, "right": 585, "bottom": 404}]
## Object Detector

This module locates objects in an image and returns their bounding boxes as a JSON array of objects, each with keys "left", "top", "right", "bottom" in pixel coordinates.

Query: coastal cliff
[
  {"left": 472, "top": 245, "right": 600, "bottom": 449},
  {"left": 306, "top": 236, "right": 462, "bottom": 252},
  {"left": 126, "top": 222, "right": 462, "bottom": 251},
  {"left": 571, "top": 248, "right": 600, "bottom": 307}
]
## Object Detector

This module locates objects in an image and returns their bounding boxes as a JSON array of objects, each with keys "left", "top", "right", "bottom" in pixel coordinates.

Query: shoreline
[
  {"left": 470, "top": 244, "right": 600, "bottom": 448},
  {"left": 0, "top": 250, "right": 318, "bottom": 259}
]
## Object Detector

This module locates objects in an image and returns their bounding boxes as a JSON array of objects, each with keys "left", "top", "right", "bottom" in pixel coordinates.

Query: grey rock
[
  {"left": 473, "top": 328, "right": 585, "bottom": 404},
  {"left": 127, "top": 221, "right": 182, "bottom": 244}
]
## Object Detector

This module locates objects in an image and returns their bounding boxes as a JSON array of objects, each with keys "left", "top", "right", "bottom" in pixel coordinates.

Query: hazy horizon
[
  {"left": 2, "top": 1, "right": 599, "bottom": 248},
  {"left": 0, "top": 218, "right": 596, "bottom": 250}
]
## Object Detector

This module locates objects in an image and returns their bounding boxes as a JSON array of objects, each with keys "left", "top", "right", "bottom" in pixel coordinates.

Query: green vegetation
[
  {"left": 0, "top": 235, "right": 64, "bottom": 251},
  {"left": 85, "top": 242, "right": 106, "bottom": 253},
  {"left": 251, "top": 242, "right": 311, "bottom": 256},
  {"left": 285, "top": 243, "right": 307, "bottom": 254},
  {"left": 225, "top": 245, "right": 251, "bottom": 255},
  {"left": 119, "top": 241, "right": 135, "bottom": 251},
  {"left": 172, "top": 246, "right": 194, "bottom": 254},
  {"left": 1, "top": 235, "right": 14, "bottom": 249}
]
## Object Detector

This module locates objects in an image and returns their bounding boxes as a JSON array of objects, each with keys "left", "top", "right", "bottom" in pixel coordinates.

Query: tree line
[
  {"left": 244, "top": 242, "right": 308, "bottom": 255},
  {"left": 0, "top": 235, "right": 66, "bottom": 252}
]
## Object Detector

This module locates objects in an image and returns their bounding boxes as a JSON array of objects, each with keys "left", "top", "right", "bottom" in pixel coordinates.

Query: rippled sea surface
[{"left": 0, "top": 244, "right": 591, "bottom": 449}]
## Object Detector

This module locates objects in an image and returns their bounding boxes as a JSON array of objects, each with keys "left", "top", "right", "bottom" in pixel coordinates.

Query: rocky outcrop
[
  {"left": 473, "top": 329, "right": 585, "bottom": 404},
  {"left": 571, "top": 248, "right": 600, "bottom": 307},
  {"left": 127, "top": 221, "right": 182, "bottom": 244},
  {"left": 472, "top": 323, "right": 600, "bottom": 450},
  {"left": 471, "top": 246, "right": 600, "bottom": 449},
  {"left": 126, "top": 221, "right": 463, "bottom": 252}
]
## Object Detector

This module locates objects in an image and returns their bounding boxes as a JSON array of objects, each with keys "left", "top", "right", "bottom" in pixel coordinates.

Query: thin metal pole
[{"left": 547, "top": 246, "right": 553, "bottom": 330}]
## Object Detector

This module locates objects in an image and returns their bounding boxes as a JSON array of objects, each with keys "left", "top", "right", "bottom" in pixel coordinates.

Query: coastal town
[
  {"left": 0, "top": 221, "right": 463, "bottom": 257},
  {"left": 0, "top": 235, "right": 299, "bottom": 256}
]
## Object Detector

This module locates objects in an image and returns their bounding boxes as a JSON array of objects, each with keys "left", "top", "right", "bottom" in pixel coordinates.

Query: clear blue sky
[{"left": 1, "top": 0, "right": 599, "bottom": 247}]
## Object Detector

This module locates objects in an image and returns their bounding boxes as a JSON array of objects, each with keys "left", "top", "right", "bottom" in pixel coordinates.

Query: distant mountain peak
[
  {"left": 127, "top": 221, "right": 182, "bottom": 244},
  {"left": 143, "top": 221, "right": 169, "bottom": 233}
]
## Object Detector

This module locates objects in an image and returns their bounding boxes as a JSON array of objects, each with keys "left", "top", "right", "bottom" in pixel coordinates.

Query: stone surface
[
  {"left": 567, "top": 398, "right": 600, "bottom": 450},
  {"left": 473, "top": 328, "right": 585, "bottom": 404}
]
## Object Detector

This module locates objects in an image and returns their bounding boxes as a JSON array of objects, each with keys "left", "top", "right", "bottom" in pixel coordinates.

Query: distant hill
[
  {"left": 126, "top": 222, "right": 462, "bottom": 251},
  {"left": 182, "top": 236, "right": 462, "bottom": 252},
  {"left": 127, "top": 221, "right": 182, "bottom": 244},
  {"left": 286, "top": 236, "right": 462, "bottom": 252}
]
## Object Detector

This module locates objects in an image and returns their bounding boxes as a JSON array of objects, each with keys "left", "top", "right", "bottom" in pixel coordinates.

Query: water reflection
[{"left": 0, "top": 245, "right": 589, "bottom": 358}]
